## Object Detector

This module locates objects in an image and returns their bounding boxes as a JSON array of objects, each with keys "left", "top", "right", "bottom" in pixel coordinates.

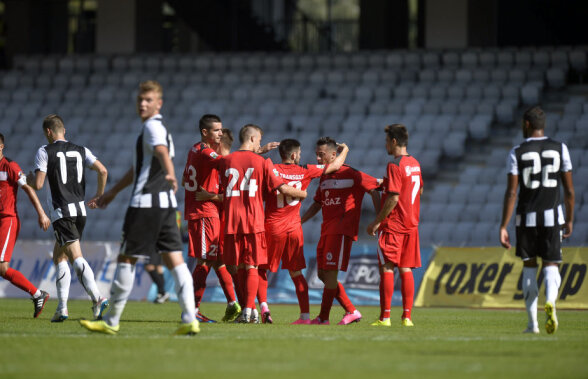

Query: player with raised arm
[
  {"left": 499, "top": 106, "right": 574, "bottom": 335},
  {"left": 79, "top": 80, "right": 198, "bottom": 335},
  {"left": 301, "top": 137, "right": 380, "bottom": 325},
  {"left": 27, "top": 114, "right": 109, "bottom": 322},
  {"left": 259, "top": 138, "right": 349, "bottom": 324},
  {"left": 0, "top": 133, "right": 51, "bottom": 317},
  {"left": 183, "top": 114, "right": 240, "bottom": 323},
  {"left": 366, "top": 124, "right": 423, "bottom": 327},
  {"left": 217, "top": 124, "right": 307, "bottom": 323}
]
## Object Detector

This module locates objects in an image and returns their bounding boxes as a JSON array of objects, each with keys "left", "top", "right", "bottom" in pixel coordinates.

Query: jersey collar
[{"left": 525, "top": 136, "right": 548, "bottom": 141}]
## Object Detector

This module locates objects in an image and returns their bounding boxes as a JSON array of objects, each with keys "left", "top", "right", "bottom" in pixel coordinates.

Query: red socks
[
  {"left": 380, "top": 271, "right": 394, "bottom": 320},
  {"left": 336, "top": 282, "right": 355, "bottom": 313},
  {"left": 215, "top": 265, "right": 236, "bottom": 303},
  {"left": 257, "top": 268, "right": 268, "bottom": 304},
  {"left": 291, "top": 274, "right": 310, "bottom": 314},
  {"left": 318, "top": 287, "right": 338, "bottom": 321},
  {"left": 400, "top": 270, "right": 414, "bottom": 319},
  {"left": 192, "top": 264, "right": 210, "bottom": 307},
  {"left": 3, "top": 268, "right": 37, "bottom": 296},
  {"left": 245, "top": 268, "right": 259, "bottom": 309}
]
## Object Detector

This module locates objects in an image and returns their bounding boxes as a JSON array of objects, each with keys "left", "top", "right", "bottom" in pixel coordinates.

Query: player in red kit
[
  {"left": 301, "top": 137, "right": 381, "bottom": 325},
  {"left": 367, "top": 124, "right": 423, "bottom": 327},
  {"left": 0, "top": 133, "right": 51, "bottom": 317},
  {"left": 218, "top": 125, "right": 307, "bottom": 323},
  {"left": 260, "top": 138, "right": 349, "bottom": 324},
  {"left": 182, "top": 115, "right": 240, "bottom": 323}
]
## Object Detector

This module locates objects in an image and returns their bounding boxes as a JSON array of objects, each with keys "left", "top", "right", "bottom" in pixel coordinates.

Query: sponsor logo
[
  {"left": 320, "top": 178, "right": 354, "bottom": 190},
  {"left": 0, "top": 171, "right": 7, "bottom": 181},
  {"left": 322, "top": 197, "right": 341, "bottom": 206},
  {"left": 405, "top": 166, "right": 421, "bottom": 176},
  {"left": 280, "top": 173, "right": 305, "bottom": 180},
  {"left": 326, "top": 252, "right": 333, "bottom": 261}
]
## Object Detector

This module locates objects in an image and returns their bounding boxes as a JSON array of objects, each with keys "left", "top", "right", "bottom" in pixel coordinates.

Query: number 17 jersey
[{"left": 264, "top": 163, "right": 325, "bottom": 233}]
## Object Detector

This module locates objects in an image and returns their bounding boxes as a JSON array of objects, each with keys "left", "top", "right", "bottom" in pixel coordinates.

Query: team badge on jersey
[
  {"left": 0, "top": 171, "right": 7, "bottom": 181},
  {"left": 273, "top": 168, "right": 280, "bottom": 177},
  {"left": 209, "top": 152, "right": 219, "bottom": 159}
]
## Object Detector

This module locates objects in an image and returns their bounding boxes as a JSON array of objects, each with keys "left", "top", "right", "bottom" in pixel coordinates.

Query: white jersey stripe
[
  {"left": 201, "top": 219, "right": 207, "bottom": 259},
  {"left": 544, "top": 209, "right": 555, "bottom": 227},
  {"left": 79, "top": 201, "right": 87, "bottom": 217},
  {"left": 68, "top": 203, "right": 78, "bottom": 217},
  {"left": 338, "top": 235, "right": 345, "bottom": 270}
]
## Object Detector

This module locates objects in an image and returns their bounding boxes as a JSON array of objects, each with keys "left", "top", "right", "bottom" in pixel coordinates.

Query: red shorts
[
  {"left": 377, "top": 229, "right": 421, "bottom": 268},
  {"left": 263, "top": 226, "right": 306, "bottom": 272},
  {"left": 0, "top": 216, "right": 20, "bottom": 262},
  {"left": 316, "top": 234, "right": 353, "bottom": 272},
  {"left": 187, "top": 217, "right": 221, "bottom": 261},
  {"left": 223, "top": 232, "right": 268, "bottom": 266}
]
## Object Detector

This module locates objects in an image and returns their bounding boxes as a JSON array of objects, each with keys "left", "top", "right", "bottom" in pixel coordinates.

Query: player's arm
[
  {"left": 499, "top": 174, "right": 518, "bottom": 249},
  {"left": 21, "top": 184, "right": 50, "bottom": 231},
  {"left": 277, "top": 183, "right": 307, "bottom": 199},
  {"left": 153, "top": 144, "right": 178, "bottom": 192},
  {"left": 561, "top": 171, "right": 575, "bottom": 239},
  {"left": 257, "top": 142, "right": 279, "bottom": 154},
  {"left": 366, "top": 192, "right": 398, "bottom": 236},
  {"left": 87, "top": 160, "right": 108, "bottom": 209},
  {"left": 369, "top": 188, "right": 381, "bottom": 213},
  {"left": 323, "top": 143, "right": 349, "bottom": 175},
  {"left": 195, "top": 186, "right": 223, "bottom": 202},
  {"left": 97, "top": 167, "right": 133, "bottom": 208},
  {"left": 26, "top": 170, "right": 46, "bottom": 190},
  {"left": 301, "top": 201, "right": 321, "bottom": 224}
]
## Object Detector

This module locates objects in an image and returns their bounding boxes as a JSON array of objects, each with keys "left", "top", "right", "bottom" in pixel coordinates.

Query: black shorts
[
  {"left": 53, "top": 217, "right": 86, "bottom": 246},
  {"left": 516, "top": 226, "right": 562, "bottom": 263},
  {"left": 120, "top": 207, "right": 183, "bottom": 258}
]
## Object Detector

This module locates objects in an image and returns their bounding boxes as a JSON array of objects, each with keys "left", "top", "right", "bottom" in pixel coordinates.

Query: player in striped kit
[
  {"left": 28, "top": 114, "right": 109, "bottom": 322},
  {"left": 0, "top": 133, "right": 51, "bottom": 317},
  {"left": 500, "top": 106, "right": 575, "bottom": 334}
]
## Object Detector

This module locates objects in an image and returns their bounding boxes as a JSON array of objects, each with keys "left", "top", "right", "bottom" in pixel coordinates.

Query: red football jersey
[
  {"left": 183, "top": 142, "right": 221, "bottom": 220},
  {"left": 314, "top": 165, "right": 379, "bottom": 240},
  {"left": 265, "top": 163, "right": 325, "bottom": 233},
  {"left": 219, "top": 150, "right": 284, "bottom": 234},
  {"left": 0, "top": 157, "right": 26, "bottom": 217},
  {"left": 380, "top": 155, "right": 423, "bottom": 233}
]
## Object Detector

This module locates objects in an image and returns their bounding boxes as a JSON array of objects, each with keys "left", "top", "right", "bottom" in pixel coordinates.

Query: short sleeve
[
  {"left": 144, "top": 118, "right": 168, "bottom": 148},
  {"left": 9, "top": 161, "right": 27, "bottom": 187},
  {"left": 265, "top": 158, "right": 284, "bottom": 191},
  {"left": 34, "top": 146, "right": 48, "bottom": 173},
  {"left": 385, "top": 163, "right": 402, "bottom": 194},
  {"left": 358, "top": 169, "right": 379, "bottom": 193},
  {"left": 507, "top": 147, "right": 518, "bottom": 175},
  {"left": 561, "top": 143, "right": 572, "bottom": 172},
  {"left": 84, "top": 147, "right": 97, "bottom": 168},
  {"left": 305, "top": 164, "right": 325, "bottom": 179}
]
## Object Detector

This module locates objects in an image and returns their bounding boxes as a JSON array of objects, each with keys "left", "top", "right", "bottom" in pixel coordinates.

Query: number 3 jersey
[
  {"left": 218, "top": 150, "right": 284, "bottom": 235},
  {"left": 380, "top": 155, "right": 423, "bottom": 234},
  {"left": 508, "top": 136, "right": 572, "bottom": 227},
  {"left": 34, "top": 139, "right": 96, "bottom": 221},
  {"left": 182, "top": 141, "right": 221, "bottom": 220},
  {"left": 264, "top": 163, "right": 325, "bottom": 233}
]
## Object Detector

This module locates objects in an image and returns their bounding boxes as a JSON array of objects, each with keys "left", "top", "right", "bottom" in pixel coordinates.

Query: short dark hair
[
  {"left": 316, "top": 136, "right": 337, "bottom": 150},
  {"left": 279, "top": 139, "right": 301, "bottom": 159},
  {"left": 199, "top": 114, "right": 221, "bottom": 135},
  {"left": 385, "top": 124, "right": 408, "bottom": 147},
  {"left": 221, "top": 128, "right": 233, "bottom": 148},
  {"left": 0, "top": 133, "right": 4, "bottom": 144},
  {"left": 239, "top": 124, "right": 263, "bottom": 144},
  {"left": 43, "top": 114, "right": 65, "bottom": 133},
  {"left": 523, "top": 106, "right": 545, "bottom": 130}
]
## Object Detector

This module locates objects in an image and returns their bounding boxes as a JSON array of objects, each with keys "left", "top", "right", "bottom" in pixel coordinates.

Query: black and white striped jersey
[
  {"left": 34, "top": 139, "right": 97, "bottom": 222},
  {"left": 507, "top": 136, "right": 572, "bottom": 227},
  {"left": 130, "top": 114, "right": 177, "bottom": 209}
]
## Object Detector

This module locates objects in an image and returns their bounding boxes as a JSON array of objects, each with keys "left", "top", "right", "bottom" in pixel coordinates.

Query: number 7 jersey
[
  {"left": 380, "top": 155, "right": 423, "bottom": 234},
  {"left": 218, "top": 150, "right": 285, "bottom": 234}
]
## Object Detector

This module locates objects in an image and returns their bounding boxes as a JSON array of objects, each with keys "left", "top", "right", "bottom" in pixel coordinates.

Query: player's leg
[
  {"left": 542, "top": 227, "right": 562, "bottom": 334},
  {"left": 192, "top": 258, "right": 212, "bottom": 321},
  {"left": 311, "top": 235, "right": 335, "bottom": 324},
  {"left": 334, "top": 236, "right": 361, "bottom": 325},
  {"left": 372, "top": 263, "right": 394, "bottom": 327},
  {"left": 517, "top": 227, "right": 540, "bottom": 333},
  {"left": 162, "top": 251, "right": 199, "bottom": 334},
  {"left": 289, "top": 270, "right": 310, "bottom": 324},
  {"left": 399, "top": 268, "right": 414, "bottom": 326},
  {"left": 51, "top": 242, "right": 71, "bottom": 321},
  {"left": 213, "top": 261, "right": 240, "bottom": 322},
  {"left": 257, "top": 267, "right": 272, "bottom": 323},
  {"left": 398, "top": 230, "right": 419, "bottom": 326},
  {"left": 146, "top": 251, "right": 168, "bottom": 303},
  {"left": 284, "top": 228, "right": 310, "bottom": 323}
]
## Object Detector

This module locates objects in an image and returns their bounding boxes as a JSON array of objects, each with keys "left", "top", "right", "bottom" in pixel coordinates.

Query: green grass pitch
[{"left": 1, "top": 299, "right": 587, "bottom": 378}]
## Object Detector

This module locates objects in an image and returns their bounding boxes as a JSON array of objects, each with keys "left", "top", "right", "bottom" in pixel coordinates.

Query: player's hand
[
  {"left": 38, "top": 213, "right": 51, "bottom": 231},
  {"left": 165, "top": 174, "right": 178, "bottom": 193},
  {"left": 195, "top": 186, "right": 215, "bottom": 201},
  {"left": 258, "top": 142, "right": 279, "bottom": 154},
  {"left": 562, "top": 221, "right": 573, "bottom": 239},
  {"left": 337, "top": 143, "right": 349, "bottom": 153},
  {"left": 96, "top": 190, "right": 116, "bottom": 208},
  {"left": 87, "top": 196, "right": 100, "bottom": 209},
  {"left": 499, "top": 227, "right": 511, "bottom": 249},
  {"left": 366, "top": 221, "right": 380, "bottom": 236}
]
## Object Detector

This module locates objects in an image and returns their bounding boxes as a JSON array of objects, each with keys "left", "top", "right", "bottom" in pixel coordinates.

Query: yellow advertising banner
[{"left": 415, "top": 247, "right": 588, "bottom": 309}]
